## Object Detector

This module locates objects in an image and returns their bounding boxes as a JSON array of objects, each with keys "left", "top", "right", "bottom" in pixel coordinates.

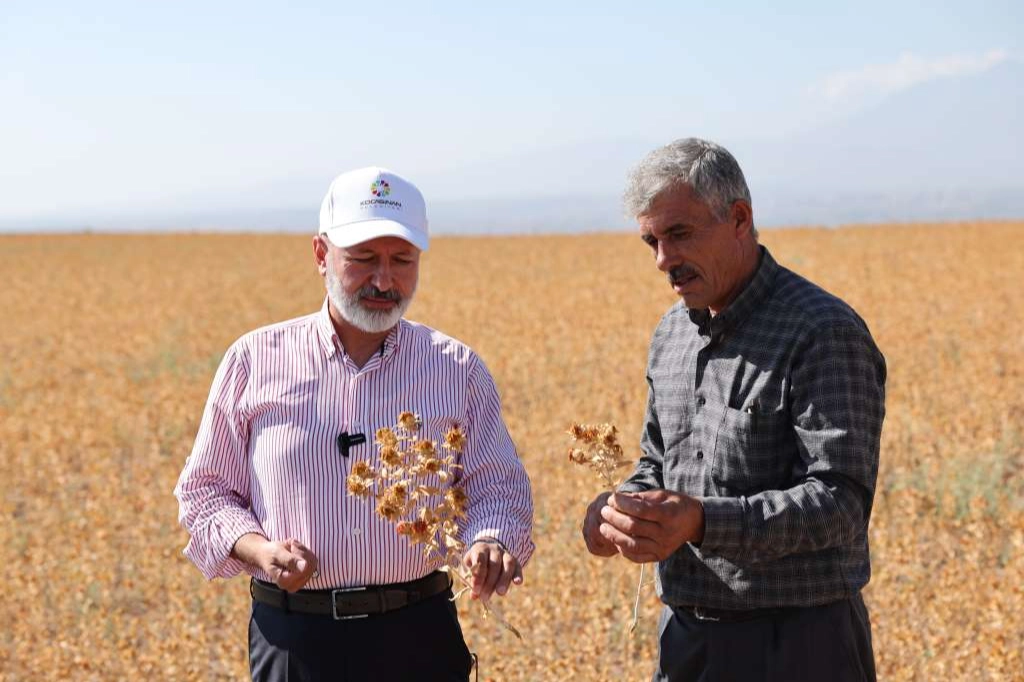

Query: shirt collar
[
  {"left": 687, "top": 246, "right": 779, "bottom": 338},
  {"left": 380, "top": 319, "right": 403, "bottom": 360},
  {"left": 315, "top": 297, "right": 404, "bottom": 361},
  {"left": 316, "top": 297, "right": 341, "bottom": 357}
]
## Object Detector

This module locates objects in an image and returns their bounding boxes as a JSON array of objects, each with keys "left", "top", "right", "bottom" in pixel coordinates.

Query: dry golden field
[{"left": 1, "top": 222, "right": 1022, "bottom": 681}]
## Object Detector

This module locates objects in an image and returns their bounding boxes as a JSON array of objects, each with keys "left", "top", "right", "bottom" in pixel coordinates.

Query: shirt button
[
  {"left": 352, "top": 527, "right": 362, "bottom": 536},
  {"left": 696, "top": 450, "right": 704, "bottom": 460},
  {"left": 697, "top": 396, "right": 706, "bottom": 407}
]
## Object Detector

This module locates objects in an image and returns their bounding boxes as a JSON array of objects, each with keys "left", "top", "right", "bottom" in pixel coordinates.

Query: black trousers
[
  {"left": 248, "top": 589, "right": 473, "bottom": 682},
  {"left": 654, "top": 594, "right": 876, "bottom": 682}
]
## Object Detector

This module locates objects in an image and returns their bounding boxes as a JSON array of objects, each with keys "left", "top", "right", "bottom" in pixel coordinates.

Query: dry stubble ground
[{"left": 1, "top": 223, "right": 1022, "bottom": 681}]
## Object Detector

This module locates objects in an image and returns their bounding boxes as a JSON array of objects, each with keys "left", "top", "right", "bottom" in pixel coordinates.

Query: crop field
[{"left": 1, "top": 222, "right": 1022, "bottom": 681}]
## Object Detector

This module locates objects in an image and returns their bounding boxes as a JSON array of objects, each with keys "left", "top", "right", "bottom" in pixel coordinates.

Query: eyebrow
[
  {"left": 642, "top": 223, "right": 695, "bottom": 242},
  {"left": 664, "top": 223, "right": 695, "bottom": 233}
]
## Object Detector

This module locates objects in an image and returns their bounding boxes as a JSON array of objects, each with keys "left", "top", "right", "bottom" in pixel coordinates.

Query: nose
[
  {"left": 371, "top": 260, "right": 394, "bottom": 291},
  {"left": 655, "top": 241, "right": 676, "bottom": 272}
]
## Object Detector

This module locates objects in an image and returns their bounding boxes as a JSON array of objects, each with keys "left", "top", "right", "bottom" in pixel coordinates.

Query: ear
[
  {"left": 730, "top": 200, "right": 754, "bottom": 239},
  {"left": 313, "top": 235, "right": 329, "bottom": 276}
]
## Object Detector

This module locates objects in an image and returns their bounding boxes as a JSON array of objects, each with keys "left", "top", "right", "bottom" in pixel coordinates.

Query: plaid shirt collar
[{"left": 687, "top": 246, "right": 780, "bottom": 339}]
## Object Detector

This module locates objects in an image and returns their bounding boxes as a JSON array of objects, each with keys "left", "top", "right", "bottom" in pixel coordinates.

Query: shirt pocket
[{"left": 710, "top": 403, "right": 791, "bottom": 495}]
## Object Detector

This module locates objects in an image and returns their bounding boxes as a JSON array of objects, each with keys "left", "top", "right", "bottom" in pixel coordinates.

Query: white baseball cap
[{"left": 318, "top": 167, "right": 429, "bottom": 251}]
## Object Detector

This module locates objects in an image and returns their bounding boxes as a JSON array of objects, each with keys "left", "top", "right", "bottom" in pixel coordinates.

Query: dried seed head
[
  {"left": 375, "top": 427, "right": 399, "bottom": 449},
  {"left": 408, "top": 519, "right": 432, "bottom": 544},
  {"left": 379, "top": 446, "right": 402, "bottom": 467},
  {"left": 351, "top": 461, "right": 375, "bottom": 479},
  {"left": 346, "top": 474, "right": 372, "bottom": 497},
  {"left": 445, "top": 487, "right": 469, "bottom": 517},
  {"left": 412, "top": 439, "right": 437, "bottom": 457},
  {"left": 375, "top": 497, "right": 403, "bottom": 521},
  {"left": 398, "top": 412, "right": 420, "bottom": 432},
  {"left": 387, "top": 482, "right": 409, "bottom": 501},
  {"left": 567, "top": 448, "right": 588, "bottom": 464},
  {"left": 442, "top": 426, "right": 468, "bottom": 452}
]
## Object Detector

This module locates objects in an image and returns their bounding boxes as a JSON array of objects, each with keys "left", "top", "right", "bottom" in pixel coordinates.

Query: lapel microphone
[{"left": 337, "top": 431, "right": 367, "bottom": 457}]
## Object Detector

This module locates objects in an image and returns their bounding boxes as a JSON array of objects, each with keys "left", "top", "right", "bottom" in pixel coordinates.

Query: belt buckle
[
  {"left": 692, "top": 606, "right": 721, "bottom": 622},
  {"left": 331, "top": 586, "right": 370, "bottom": 621}
]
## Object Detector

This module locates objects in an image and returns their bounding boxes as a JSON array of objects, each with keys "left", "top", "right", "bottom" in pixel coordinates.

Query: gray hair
[{"left": 624, "top": 138, "right": 757, "bottom": 238}]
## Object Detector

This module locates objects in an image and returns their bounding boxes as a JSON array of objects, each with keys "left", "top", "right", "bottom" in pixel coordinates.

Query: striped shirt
[
  {"left": 621, "top": 247, "right": 886, "bottom": 609},
  {"left": 174, "top": 299, "right": 534, "bottom": 588}
]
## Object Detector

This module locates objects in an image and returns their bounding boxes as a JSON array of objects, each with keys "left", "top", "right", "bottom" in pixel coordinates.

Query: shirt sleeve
[
  {"left": 173, "top": 341, "right": 266, "bottom": 580},
  {"left": 618, "top": 377, "right": 666, "bottom": 493},
  {"left": 457, "top": 358, "right": 535, "bottom": 568},
  {"left": 700, "top": 322, "right": 886, "bottom": 563}
]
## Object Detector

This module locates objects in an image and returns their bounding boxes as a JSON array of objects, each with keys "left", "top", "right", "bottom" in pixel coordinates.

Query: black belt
[
  {"left": 673, "top": 604, "right": 789, "bottom": 623},
  {"left": 250, "top": 571, "right": 452, "bottom": 620}
]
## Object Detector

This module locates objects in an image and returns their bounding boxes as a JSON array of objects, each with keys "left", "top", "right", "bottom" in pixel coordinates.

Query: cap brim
[{"left": 321, "top": 218, "right": 429, "bottom": 252}]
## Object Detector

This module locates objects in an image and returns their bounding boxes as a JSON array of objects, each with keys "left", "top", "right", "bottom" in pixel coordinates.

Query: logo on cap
[{"left": 371, "top": 180, "right": 391, "bottom": 198}]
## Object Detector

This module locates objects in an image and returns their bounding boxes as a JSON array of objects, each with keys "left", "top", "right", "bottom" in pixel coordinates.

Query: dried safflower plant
[
  {"left": 567, "top": 423, "right": 633, "bottom": 488},
  {"left": 567, "top": 422, "right": 648, "bottom": 633},
  {"left": 347, "top": 413, "right": 522, "bottom": 640}
]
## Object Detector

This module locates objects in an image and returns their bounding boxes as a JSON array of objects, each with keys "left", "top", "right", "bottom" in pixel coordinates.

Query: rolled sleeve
[
  {"left": 458, "top": 360, "right": 535, "bottom": 568},
  {"left": 182, "top": 505, "right": 265, "bottom": 581},
  {"left": 173, "top": 342, "right": 265, "bottom": 580}
]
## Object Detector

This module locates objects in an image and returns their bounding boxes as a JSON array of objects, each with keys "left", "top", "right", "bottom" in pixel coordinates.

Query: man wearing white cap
[{"left": 174, "top": 168, "right": 534, "bottom": 681}]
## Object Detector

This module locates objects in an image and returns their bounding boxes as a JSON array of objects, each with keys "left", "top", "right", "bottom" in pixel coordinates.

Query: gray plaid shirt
[{"left": 621, "top": 247, "right": 886, "bottom": 610}]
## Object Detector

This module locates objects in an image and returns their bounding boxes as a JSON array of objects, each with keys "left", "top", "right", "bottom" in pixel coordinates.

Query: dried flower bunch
[
  {"left": 567, "top": 423, "right": 633, "bottom": 489},
  {"left": 567, "top": 422, "right": 647, "bottom": 633},
  {"left": 346, "top": 411, "right": 467, "bottom": 558},
  {"left": 346, "top": 411, "right": 521, "bottom": 639}
]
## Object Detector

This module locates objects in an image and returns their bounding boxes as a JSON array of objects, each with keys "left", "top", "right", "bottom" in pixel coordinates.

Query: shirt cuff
[
  {"left": 697, "top": 495, "right": 745, "bottom": 554},
  {"left": 467, "top": 526, "right": 535, "bottom": 568},
  {"left": 184, "top": 509, "right": 265, "bottom": 581},
  {"left": 470, "top": 536, "right": 510, "bottom": 553}
]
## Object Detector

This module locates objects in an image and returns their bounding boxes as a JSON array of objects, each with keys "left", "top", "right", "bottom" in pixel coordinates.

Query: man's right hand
[
  {"left": 582, "top": 491, "right": 618, "bottom": 557},
  {"left": 232, "top": 534, "right": 319, "bottom": 592}
]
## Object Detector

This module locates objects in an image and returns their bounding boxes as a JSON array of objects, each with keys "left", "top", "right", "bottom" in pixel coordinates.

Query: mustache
[
  {"left": 358, "top": 285, "right": 401, "bottom": 301},
  {"left": 668, "top": 265, "right": 699, "bottom": 285}
]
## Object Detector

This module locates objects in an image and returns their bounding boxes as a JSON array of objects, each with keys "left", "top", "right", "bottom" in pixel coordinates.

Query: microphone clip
[{"left": 337, "top": 431, "right": 367, "bottom": 457}]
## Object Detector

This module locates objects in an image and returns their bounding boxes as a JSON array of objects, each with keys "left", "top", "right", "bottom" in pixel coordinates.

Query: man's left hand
[
  {"left": 462, "top": 539, "right": 523, "bottom": 602},
  {"left": 599, "top": 490, "right": 705, "bottom": 563}
]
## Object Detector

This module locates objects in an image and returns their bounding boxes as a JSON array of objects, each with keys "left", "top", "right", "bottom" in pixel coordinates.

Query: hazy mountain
[
  {"left": 5, "top": 62, "right": 1021, "bottom": 234},
  {"left": 744, "top": 60, "right": 1024, "bottom": 226}
]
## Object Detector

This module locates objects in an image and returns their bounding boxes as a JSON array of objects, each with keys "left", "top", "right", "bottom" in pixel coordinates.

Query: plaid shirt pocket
[{"left": 711, "top": 403, "right": 791, "bottom": 495}]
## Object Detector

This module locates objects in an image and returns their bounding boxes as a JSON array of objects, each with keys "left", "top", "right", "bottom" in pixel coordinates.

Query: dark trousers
[
  {"left": 248, "top": 589, "right": 473, "bottom": 682},
  {"left": 654, "top": 594, "right": 876, "bottom": 682}
]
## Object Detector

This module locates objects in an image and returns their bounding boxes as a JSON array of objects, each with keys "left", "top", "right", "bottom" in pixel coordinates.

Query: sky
[{"left": 1, "top": 0, "right": 1021, "bottom": 232}]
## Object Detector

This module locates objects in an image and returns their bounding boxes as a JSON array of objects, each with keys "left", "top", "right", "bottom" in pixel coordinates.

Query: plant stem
[{"left": 629, "top": 563, "right": 646, "bottom": 633}]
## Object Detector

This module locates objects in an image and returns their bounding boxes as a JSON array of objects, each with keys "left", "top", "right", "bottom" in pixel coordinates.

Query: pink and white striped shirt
[{"left": 174, "top": 300, "right": 534, "bottom": 588}]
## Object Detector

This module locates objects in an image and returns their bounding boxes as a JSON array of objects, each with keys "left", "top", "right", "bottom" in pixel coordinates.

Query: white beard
[{"left": 326, "top": 267, "right": 413, "bottom": 333}]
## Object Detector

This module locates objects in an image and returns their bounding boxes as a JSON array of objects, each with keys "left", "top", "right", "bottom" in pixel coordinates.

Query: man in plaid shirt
[{"left": 581, "top": 138, "right": 886, "bottom": 681}]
